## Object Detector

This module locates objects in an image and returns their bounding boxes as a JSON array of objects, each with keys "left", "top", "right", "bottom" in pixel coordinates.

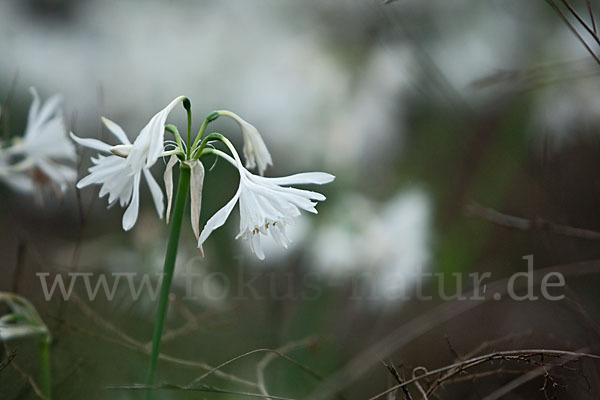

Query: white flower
[
  {"left": 71, "top": 117, "right": 164, "bottom": 231},
  {"left": 0, "top": 292, "right": 50, "bottom": 341},
  {"left": 71, "top": 96, "right": 185, "bottom": 230},
  {"left": 127, "top": 96, "right": 186, "bottom": 171},
  {"left": 218, "top": 110, "right": 272, "bottom": 175},
  {"left": 0, "top": 87, "right": 77, "bottom": 195},
  {"left": 198, "top": 147, "right": 334, "bottom": 260}
]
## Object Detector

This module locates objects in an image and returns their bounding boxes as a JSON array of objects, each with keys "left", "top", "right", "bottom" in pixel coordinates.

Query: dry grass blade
[
  {"left": 187, "top": 337, "right": 324, "bottom": 390},
  {"left": 255, "top": 337, "right": 321, "bottom": 400},
  {"left": 63, "top": 293, "right": 258, "bottom": 388},
  {"left": 306, "top": 259, "right": 600, "bottom": 400},
  {"left": 106, "top": 382, "right": 297, "bottom": 399}
]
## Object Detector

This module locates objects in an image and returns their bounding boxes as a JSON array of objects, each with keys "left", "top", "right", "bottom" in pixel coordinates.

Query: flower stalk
[
  {"left": 39, "top": 336, "right": 51, "bottom": 399},
  {"left": 144, "top": 163, "right": 190, "bottom": 395}
]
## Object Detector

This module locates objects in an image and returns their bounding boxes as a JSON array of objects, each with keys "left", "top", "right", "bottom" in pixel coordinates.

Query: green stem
[
  {"left": 193, "top": 132, "right": 225, "bottom": 160},
  {"left": 165, "top": 124, "right": 184, "bottom": 154},
  {"left": 190, "top": 111, "right": 220, "bottom": 156},
  {"left": 39, "top": 336, "right": 51, "bottom": 399},
  {"left": 144, "top": 165, "right": 191, "bottom": 397},
  {"left": 186, "top": 110, "right": 193, "bottom": 159}
]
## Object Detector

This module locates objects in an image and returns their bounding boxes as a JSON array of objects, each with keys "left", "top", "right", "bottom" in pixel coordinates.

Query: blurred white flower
[
  {"left": 198, "top": 148, "right": 334, "bottom": 260},
  {"left": 0, "top": 87, "right": 76, "bottom": 196},
  {"left": 309, "top": 189, "right": 431, "bottom": 302},
  {"left": 218, "top": 110, "right": 272, "bottom": 175},
  {"left": 0, "top": 292, "right": 50, "bottom": 341},
  {"left": 71, "top": 116, "right": 165, "bottom": 231}
]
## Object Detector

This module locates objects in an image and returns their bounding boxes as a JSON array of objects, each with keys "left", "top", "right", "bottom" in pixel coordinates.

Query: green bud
[{"left": 206, "top": 111, "right": 219, "bottom": 122}]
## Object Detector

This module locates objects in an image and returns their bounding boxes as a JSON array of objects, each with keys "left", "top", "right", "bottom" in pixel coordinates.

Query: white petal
[
  {"left": 101, "top": 117, "right": 131, "bottom": 145},
  {"left": 163, "top": 155, "right": 178, "bottom": 224},
  {"left": 260, "top": 172, "right": 335, "bottom": 186},
  {"left": 26, "top": 87, "right": 41, "bottom": 134},
  {"left": 70, "top": 132, "right": 112, "bottom": 153},
  {"left": 241, "top": 120, "right": 272, "bottom": 175},
  {"left": 198, "top": 187, "right": 241, "bottom": 247},
  {"left": 143, "top": 168, "right": 164, "bottom": 219},
  {"left": 110, "top": 144, "right": 132, "bottom": 157},
  {"left": 128, "top": 96, "right": 186, "bottom": 171},
  {"left": 122, "top": 172, "right": 141, "bottom": 231},
  {"left": 35, "top": 94, "right": 63, "bottom": 127},
  {"left": 220, "top": 110, "right": 272, "bottom": 175},
  {"left": 185, "top": 160, "right": 205, "bottom": 240},
  {"left": 251, "top": 233, "right": 265, "bottom": 260}
]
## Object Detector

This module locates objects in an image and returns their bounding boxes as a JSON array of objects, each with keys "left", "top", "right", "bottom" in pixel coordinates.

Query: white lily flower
[
  {"left": 218, "top": 110, "right": 272, "bottom": 175},
  {"left": 0, "top": 87, "right": 77, "bottom": 195},
  {"left": 198, "top": 146, "right": 334, "bottom": 260},
  {"left": 71, "top": 116, "right": 164, "bottom": 231},
  {"left": 127, "top": 96, "right": 186, "bottom": 171}
]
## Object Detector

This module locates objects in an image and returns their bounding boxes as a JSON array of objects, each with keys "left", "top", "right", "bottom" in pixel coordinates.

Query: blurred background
[{"left": 2, "top": 0, "right": 600, "bottom": 398}]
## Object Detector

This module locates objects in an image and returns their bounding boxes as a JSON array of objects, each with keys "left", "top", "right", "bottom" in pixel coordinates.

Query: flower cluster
[
  {"left": 0, "top": 88, "right": 76, "bottom": 199},
  {"left": 71, "top": 97, "right": 334, "bottom": 259}
]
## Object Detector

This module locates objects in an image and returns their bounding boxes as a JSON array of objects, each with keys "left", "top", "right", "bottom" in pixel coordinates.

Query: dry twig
[
  {"left": 368, "top": 349, "right": 600, "bottom": 400},
  {"left": 465, "top": 202, "right": 600, "bottom": 240}
]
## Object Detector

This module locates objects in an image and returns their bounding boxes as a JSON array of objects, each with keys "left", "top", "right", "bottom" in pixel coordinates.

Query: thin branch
[
  {"left": 465, "top": 202, "right": 600, "bottom": 240},
  {"left": 546, "top": 0, "right": 600, "bottom": 66},
  {"left": 0, "top": 350, "right": 16, "bottom": 373},
  {"left": 559, "top": 0, "right": 600, "bottom": 46},
  {"left": 482, "top": 347, "right": 587, "bottom": 400},
  {"left": 384, "top": 361, "right": 413, "bottom": 400},
  {"left": 3, "top": 343, "right": 48, "bottom": 400},
  {"left": 368, "top": 349, "right": 600, "bottom": 400},
  {"left": 307, "top": 259, "right": 600, "bottom": 400},
  {"left": 586, "top": 0, "right": 597, "bottom": 34}
]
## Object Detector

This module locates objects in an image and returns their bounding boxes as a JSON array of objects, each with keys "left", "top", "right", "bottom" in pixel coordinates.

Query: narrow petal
[
  {"left": 185, "top": 160, "right": 205, "bottom": 240},
  {"left": 260, "top": 172, "right": 335, "bottom": 186},
  {"left": 163, "top": 155, "right": 178, "bottom": 224},
  {"left": 70, "top": 132, "right": 112, "bottom": 153},
  {"left": 198, "top": 187, "right": 241, "bottom": 247},
  {"left": 35, "top": 93, "right": 63, "bottom": 127},
  {"left": 122, "top": 172, "right": 141, "bottom": 231},
  {"left": 25, "top": 87, "right": 41, "bottom": 135},
  {"left": 251, "top": 233, "right": 265, "bottom": 260},
  {"left": 219, "top": 110, "right": 272, "bottom": 175},
  {"left": 110, "top": 144, "right": 131, "bottom": 157},
  {"left": 128, "top": 96, "right": 186, "bottom": 171},
  {"left": 143, "top": 168, "right": 164, "bottom": 219},
  {"left": 101, "top": 117, "right": 131, "bottom": 145}
]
